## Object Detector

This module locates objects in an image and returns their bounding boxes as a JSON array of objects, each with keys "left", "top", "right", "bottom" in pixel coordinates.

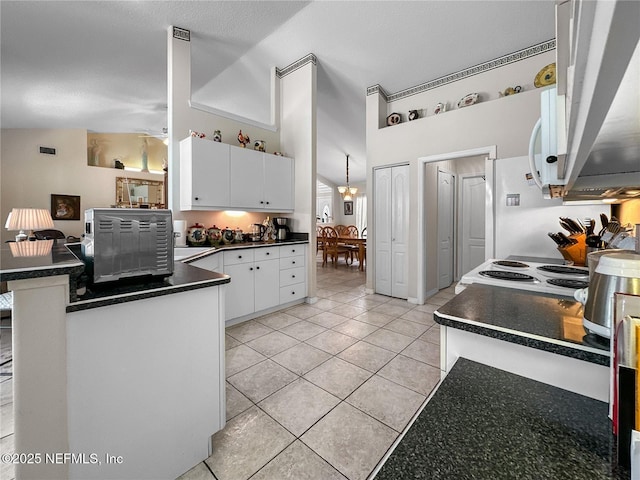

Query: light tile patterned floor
[
  {"left": 180, "top": 255, "right": 455, "bottom": 480},
  {"left": 0, "top": 257, "right": 456, "bottom": 480}
]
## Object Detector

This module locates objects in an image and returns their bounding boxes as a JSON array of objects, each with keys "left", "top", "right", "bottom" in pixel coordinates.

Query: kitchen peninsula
[{"left": 0, "top": 242, "right": 230, "bottom": 480}]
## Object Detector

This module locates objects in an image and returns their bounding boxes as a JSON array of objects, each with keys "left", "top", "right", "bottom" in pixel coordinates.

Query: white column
[{"left": 8, "top": 275, "right": 70, "bottom": 480}]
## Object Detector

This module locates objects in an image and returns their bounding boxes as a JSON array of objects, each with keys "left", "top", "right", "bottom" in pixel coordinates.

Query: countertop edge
[
  {"left": 434, "top": 311, "right": 609, "bottom": 366},
  {"left": 182, "top": 240, "right": 309, "bottom": 263},
  {"left": 67, "top": 274, "right": 230, "bottom": 312}
]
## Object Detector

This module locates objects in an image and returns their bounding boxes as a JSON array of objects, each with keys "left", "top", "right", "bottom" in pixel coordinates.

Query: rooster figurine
[{"left": 237, "top": 129, "right": 250, "bottom": 148}]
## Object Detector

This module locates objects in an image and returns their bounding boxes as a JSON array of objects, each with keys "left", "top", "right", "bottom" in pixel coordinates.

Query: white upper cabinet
[
  {"left": 180, "top": 137, "right": 294, "bottom": 212},
  {"left": 230, "top": 149, "right": 294, "bottom": 211},
  {"left": 180, "top": 137, "right": 230, "bottom": 211}
]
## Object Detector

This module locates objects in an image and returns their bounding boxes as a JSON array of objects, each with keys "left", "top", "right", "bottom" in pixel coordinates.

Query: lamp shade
[{"left": 5, "top": 208, "right": 54, "bottom": 231}]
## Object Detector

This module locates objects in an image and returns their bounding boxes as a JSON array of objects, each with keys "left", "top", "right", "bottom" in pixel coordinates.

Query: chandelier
[{"left": 337, "top": 154, "right": 358, "bottom": 201}]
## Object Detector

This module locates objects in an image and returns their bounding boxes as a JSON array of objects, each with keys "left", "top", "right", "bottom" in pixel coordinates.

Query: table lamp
[{"left": 5, "top": 208, "right": 55, "bottom": 242}]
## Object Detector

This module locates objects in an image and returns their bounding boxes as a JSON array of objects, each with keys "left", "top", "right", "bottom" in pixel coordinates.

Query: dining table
[{"left": 337, "top": 236, "right": 366, "bottom": 271}]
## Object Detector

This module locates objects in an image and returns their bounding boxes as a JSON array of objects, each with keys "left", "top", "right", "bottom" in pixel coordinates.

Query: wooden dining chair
[
  {"left": 334, "top": 225, "right": 348, "bottom": 237},
  {"left": 343, "top": 225, "right": 360, "bottom": 264},
  {"left": 316, "top": 225, "right": 326, "bottom": 255},
  {"left": 322, "top": 226, "right": 350, "bottom": 267}
]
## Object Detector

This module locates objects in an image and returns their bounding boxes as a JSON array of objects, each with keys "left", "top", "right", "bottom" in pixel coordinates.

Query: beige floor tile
[
  {"left": 272, "top": 343, "right": 332, "bottom": 376},
  {"left": 371, "top": 302, "right": 412, "bottom": 317},
  {"left": 246, "top": 331, "right": 300, "bottom": 357},
  {"left": 225, "top": 334, "right": 241, "bottom": 350},
  {"left": 304, "top": 357, "right": 371, "bottom": 399},
  {"left": 228, "top": 360, "right": 298, "bottom": 403},
  {"left": 258, "top": 378, "right": 339, "bottom": 436},
  {"left": 226, "top": 321, "right": 274, "bottom": 343},
  {"left": 177, "top": 462, "right": 215, "bottom": 480},
  {"left": 327, "top": 291, "right": 363, "bottom": 303},
  {"left": 206, "top": 406, "right": 294, "bottom": 480},
  {"left": 420, "top": 325, "right": 441, "bottom": 345},
  {"left": 328, "top": 304, "right": 367, "bottom": 319},
  {"left": 226, "top": 383, "right": 253, "bottom": 421},
  {"left": 313, "top": 298, "right": 344, "bottom": 311},
  {"left": 346, "top": 297, "right": 381, "bottom": 310},
  {"left": 225, "top": 345, "right": 267, "bottom": 378},
  {"left": 305, "top": 330, "right": 358, "bottom": 355},
  {"left": 383, "top": 318, "right": 429, "bottom": 338},
  {"left": 332, "top": 319, "right": 379, "bottom": 339},
  {"left": 255, "top": 312, "right": 302, "bottom": 330},
  {"left": 363, "top": 328, "right": 414, "bottom": 353},
  {"left": 252, "top": 440, "right": 346, "bottom": 480},
  {"left": 401, "top": 339, "right": 440, "bottom": 368},
  {"left": 412, "top": 303, "right": 438, "bottom": 313},
  {"left": 424, "top": 295, "right": 450, "bottom": 307},
  {"left": 306, "top": 311, "right": 350, "bottom": 329},
  {"left": 385, "top": 298, "right": 413, "bottom": 308},
  {"left": 316, "top": 288, "right": 337, "bottom": 298},
  {"left": 353, "top": 310, "right": 394, "bottom": 327},
  {"left": 286, "top": 304, "right": 324, "bottom": 320},
  {"left": 377, "top": 354, "right": 441, "bottom": 396},
  {"left": 337, "top": 341, "right": 397, "bottom": 373},
  {"left": 400, "top": 309, "right": 436, "bottom": 326},
  {"left": 279, "top": 320, "right": 327, "bottom": 341},
  {"left": 300, "top": 402, "right": 396, "bottom": 480},
  {"left": 346, "top": 374, "right": 425, "bottom": 432}
]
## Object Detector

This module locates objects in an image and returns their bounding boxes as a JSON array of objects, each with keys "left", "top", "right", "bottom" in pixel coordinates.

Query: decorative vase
[
  {"left": 212, "top": 130, "right": 222, "bottom": 142},
  {"left": 207, "top": 225, "right": 221, "bottom": 245},
  {"left": 187, "top": 223, "right": 207, "bottom": 246}
]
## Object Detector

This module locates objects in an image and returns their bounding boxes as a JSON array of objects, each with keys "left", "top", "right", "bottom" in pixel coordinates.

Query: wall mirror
[{"left": 115, "top": 177, "right": 165, "bottom": 208}]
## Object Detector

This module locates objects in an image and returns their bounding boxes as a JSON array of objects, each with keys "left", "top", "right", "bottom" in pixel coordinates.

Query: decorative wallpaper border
[
  {"left": 367, "top": 39, "right": 555, "bottom": 102},
  {"left": 173, "top": 26, "right": 190, "bottom": 42},
  {"left": 276, "top": 53, "right": 317, "bottom": 78}
]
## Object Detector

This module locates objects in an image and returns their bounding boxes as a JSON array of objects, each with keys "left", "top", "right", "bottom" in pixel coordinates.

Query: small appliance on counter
[
  {"left": 581, "top": 251, "right": 640, "bottom": 339},
  {"left": 81, "top": 208, "right": 174, "bottom": 284},
  {"left": 273, "top": 217, "right": 291, "bottom": 241},
  {"left": 250, "top": 223, "right": 267, "bottom": 242}
]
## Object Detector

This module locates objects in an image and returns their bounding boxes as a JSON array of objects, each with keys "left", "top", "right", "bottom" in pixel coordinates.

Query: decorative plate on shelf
[
  {"left": 457, "top": 93, "right": 479, "bottom": 109},
  {"left": 534, "top": 63, "right": 556, "bottom": 87},
  {"left": 386, "top": 112, "right": 401, "bottom": 126},
  {"left": 434, "top": 102, "right": 447, "bottom": 114}
]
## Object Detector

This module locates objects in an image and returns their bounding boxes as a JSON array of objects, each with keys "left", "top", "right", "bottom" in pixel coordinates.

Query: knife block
[{"left": 557, "top": 233, "right": 586, "bottom": 266}]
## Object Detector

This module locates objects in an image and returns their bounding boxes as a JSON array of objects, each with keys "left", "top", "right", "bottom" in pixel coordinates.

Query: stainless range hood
[{"left": 559, "top": 1, "right": 640, "bottom": 203}]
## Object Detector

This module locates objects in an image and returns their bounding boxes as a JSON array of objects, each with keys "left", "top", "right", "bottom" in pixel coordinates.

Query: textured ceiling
[{"left": 0, "top": 1, "right": 555, "bottom": 184}]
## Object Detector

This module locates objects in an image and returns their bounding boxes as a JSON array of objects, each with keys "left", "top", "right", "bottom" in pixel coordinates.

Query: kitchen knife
[
  {"left": 558, "top": 232, "right": 576, "bottom": 246},
  {"left": 548, "top": 232, "right": 564, "bottom": 246},
  {"left": 559, "top": 219, "right": 575, "bottom": 233}
]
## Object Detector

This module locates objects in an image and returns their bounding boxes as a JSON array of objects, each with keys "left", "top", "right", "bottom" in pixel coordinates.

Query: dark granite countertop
[
  {"left": 179, "top": 236, "right": 309, "bottom": 263},
  {"left": 434, "top": 284, "right": 609, "bottom": 366},
  {"left": 375, "top": 358, "right": 629, "bottom": 480},
  {"left": 0, "top": 241, "right": 85, "bottom": 282}
]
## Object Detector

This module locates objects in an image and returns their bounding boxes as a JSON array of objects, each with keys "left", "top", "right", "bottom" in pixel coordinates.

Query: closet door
[
  {"left": 391, "top": 165, "right": 409, "bottom": 299},
  {"left": 374, "top": 168, "right": 392, "bottom": 296}
]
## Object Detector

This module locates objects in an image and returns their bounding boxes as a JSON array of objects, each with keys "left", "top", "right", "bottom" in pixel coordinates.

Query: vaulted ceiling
[{"left": 0, "top": 1, "right": 555, "bottom": 184}]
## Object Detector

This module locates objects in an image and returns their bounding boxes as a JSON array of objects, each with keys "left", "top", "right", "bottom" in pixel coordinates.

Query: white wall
[
  {"left": 366, "top": 50, "right": 556, "bottom": 298},
  {"left": 0, "top": 128, "right": 163, "bottom": 242}
]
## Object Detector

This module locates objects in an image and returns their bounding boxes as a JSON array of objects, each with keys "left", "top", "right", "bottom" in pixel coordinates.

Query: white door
[
  {"left": 391, "top": 165, "right": 409, "bottom": 299},
  {"left": 374, "top": 168, "right": 392, "bottom": 296},
  {"left": 460, "top": 174, "right": 486, "bottom": 276},
  {"left": 437, "top": 170, "right": 454, "bottom": 289},
  {"left": 374, "top": 165, "right": 409, "bottom": 299}
]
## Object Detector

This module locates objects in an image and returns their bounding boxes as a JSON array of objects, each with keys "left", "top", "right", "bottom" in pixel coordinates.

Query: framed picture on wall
[
  {"left": 344, "top": 200, "right": 354, "bottom": 215},
  {"left": 51, "top": 194, "right": 80, "bottom": 220}
]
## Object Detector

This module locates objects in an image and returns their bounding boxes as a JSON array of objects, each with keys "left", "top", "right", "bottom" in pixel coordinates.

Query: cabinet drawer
[
  {"left": 254, "top": 246, "right": 280, "bottom": 261},
  {"left": 280, "top": 245, "right": 305, "bottom": 258},
  {"left": 279, "top": 255, "right": 304, "bottom": 270},
  {"left": 279, "top": 284, "right": 306, "bottom": 304},
  {"left": 223, "top": 249, "right": 254, "bottom": 266},
  {"left": 279, "top": 266, "right": 305, "bottom": 287}
]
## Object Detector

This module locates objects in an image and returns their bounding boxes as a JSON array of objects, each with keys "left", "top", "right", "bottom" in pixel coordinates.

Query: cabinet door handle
[
  {"left": 292, "top": 261, "right": 296, "bottom": 264},
  {"left": 249, "top": 267, "right": 253, "bottom": 271},
  {"left": 194, "top": 197, "right": 199, "bottom": 201},
  {"left": 238, "top": 255, "right": 242, "bottom": 259},
  {"left": 266, "top": 201, "right": 270, "bottom": 205},
  {"left": 256, "top": 266, "right": 260, "bottom": 270},
  {"left": 266, "top": 252, "right": 270, "bottom": 255},
  {"left": 292, "top": 249, "right": 296, "bottom": 253},
  {"left": 292, "top": 274, "right": 295, "bottom": 278},
  {"left": 291, "top": 291, "right": 295, "bottom": 295},
  {"left": 260, "top": 201, "right": 264, "bottom": 204}
]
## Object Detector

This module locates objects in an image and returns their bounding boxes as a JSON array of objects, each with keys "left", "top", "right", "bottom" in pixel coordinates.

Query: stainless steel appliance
[
  {"left": 582, "top": 252, "right": 640, "bottom": 339},
  {"left": 273, "top": 217, "right": 291, "bottom": 241},
  {"left": 250, "top": 223, "right": 266, "bottom": 242},
  {"left": 81, "top": 208, "right": 173, "bottom": 284}
]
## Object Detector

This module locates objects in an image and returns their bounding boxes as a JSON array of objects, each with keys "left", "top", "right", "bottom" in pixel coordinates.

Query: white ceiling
[{"left": 0, "top": 1, "right": 556, "bottom": 185}]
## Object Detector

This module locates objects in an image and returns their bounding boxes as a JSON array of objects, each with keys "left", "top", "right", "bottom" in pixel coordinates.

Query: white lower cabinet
[{"left": 190, "top": 244, "right": 307, "bottom": 323}]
